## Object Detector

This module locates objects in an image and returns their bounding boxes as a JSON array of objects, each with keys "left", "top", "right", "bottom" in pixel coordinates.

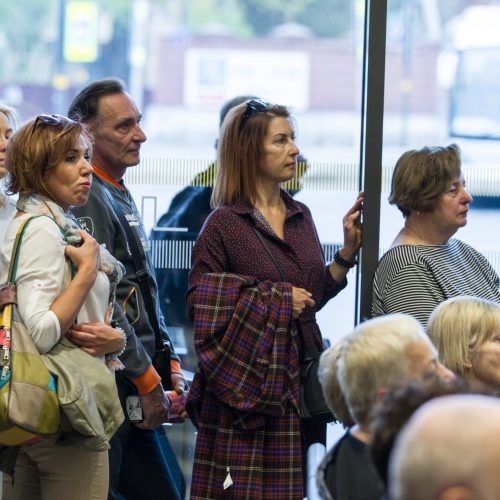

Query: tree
[
  {"left": 240, "top": 0, "right": 352, "bottom": 37},
  {"left": 0, "top": 0, "right": 56, "bottom": 82}
]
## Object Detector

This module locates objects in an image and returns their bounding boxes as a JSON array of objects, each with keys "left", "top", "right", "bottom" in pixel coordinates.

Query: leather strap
[{"left": 101, "top": 183, "right": 166, "bottom": 352}]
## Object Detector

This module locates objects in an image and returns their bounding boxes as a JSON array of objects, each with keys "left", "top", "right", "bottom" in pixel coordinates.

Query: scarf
[{"left": 16, "top": 193, "right": 125, "bottom": 322}]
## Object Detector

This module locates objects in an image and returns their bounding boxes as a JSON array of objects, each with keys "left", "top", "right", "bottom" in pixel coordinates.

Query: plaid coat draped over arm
[{"left": 186, "top": 272, "right": 304, "bottom": 499}]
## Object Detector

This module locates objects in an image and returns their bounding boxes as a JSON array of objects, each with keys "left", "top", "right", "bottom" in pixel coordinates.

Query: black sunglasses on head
[{"left": 239, "top": 99, "right": 270, "bottom": 131}]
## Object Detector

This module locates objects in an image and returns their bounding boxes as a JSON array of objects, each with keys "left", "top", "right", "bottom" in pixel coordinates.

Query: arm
[
  {"left": 372, "top": 258, "right": 445, "bottom": 327},
  {"left": 15, "top": 218, "right": 97, "bottom": 352},
  {"left": 67, "top": 322, "right": 125, "bottom": 357},
  {"left": 73, "top": 184, "right": 151, "bottom": 379},
  {"left": 187, "top": 212, "right": 229, "bottom": 316},
  {"left": 191, "top": 273, "right": 297, "bottom": 422},
  {"left": 56, "top": 230, "right": 99, "bottom": 333},
  {"left": 74, "top": 183, "right": 170, "bottom": 428}
]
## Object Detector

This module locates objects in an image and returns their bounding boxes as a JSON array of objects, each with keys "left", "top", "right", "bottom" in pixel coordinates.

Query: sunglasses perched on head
[
  {"left": 31, "top": 114, "right": 74, "bottom": 136},
  {"left": 239, "top": 99, "right": 270, "bottom": 131}
]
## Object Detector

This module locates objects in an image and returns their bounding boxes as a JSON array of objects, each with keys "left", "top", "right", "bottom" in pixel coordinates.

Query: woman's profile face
[
  {"left": 470, "top": 327, "right": 500, "bottom": 390},
  {"left": 0, "top": 112, "right": 13, "bottom": 179},
  {"left": 427, "top": 175, "right": 473, "bottom": 234},
  {"left": 257, "top": 116, "right": 299, "bottom": 185},
  {"left": 44, "top": 134, "right": 93, "bottom": 211}
]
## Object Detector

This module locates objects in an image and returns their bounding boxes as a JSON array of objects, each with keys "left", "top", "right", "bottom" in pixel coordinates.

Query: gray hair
[
  {"left": 337, "top": 314, "right": 426, "bottom": 425},
  {"left": 318, "top": 338, "right": 355, "bottom": 426},
  {"left": 68, "top": 77, "right": 126, "bottom": 122}
]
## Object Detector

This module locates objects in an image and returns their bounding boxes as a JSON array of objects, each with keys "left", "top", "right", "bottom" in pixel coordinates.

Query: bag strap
[
  {"left": 253, "top": 227, "right": 286, "bottom": 281},
  {"left": 252, "top": 227, "right": 312, "bottom": 354},
  {"left": 100, "top": 182, "right": 166, "bottom": 352},
  {"left": 8, "top": 216, "right": 42, "bottom": 284}
]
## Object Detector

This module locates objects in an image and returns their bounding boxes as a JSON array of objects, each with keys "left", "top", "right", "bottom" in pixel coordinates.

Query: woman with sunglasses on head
[
  {"left": 186, "top": 99, "right": 363, "bottom": 499},
  {"left": 0, "top": 114, "right": 126, "bottom": 499},
  {"left": 0, "top": 103, "right": 20, "bottom": 244}
]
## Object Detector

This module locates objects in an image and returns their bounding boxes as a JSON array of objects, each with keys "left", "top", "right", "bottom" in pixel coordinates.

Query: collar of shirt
[
  {"left": 229, "top": 189, "right": 303, "bottom": 220},
  {"left": 92, "top": 164, "right": 126, "bottom": 191}
]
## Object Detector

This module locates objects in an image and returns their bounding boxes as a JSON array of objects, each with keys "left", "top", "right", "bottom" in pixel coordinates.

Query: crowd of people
[{"left": 0, "top": 77, "right": 498, "bottom": 500}]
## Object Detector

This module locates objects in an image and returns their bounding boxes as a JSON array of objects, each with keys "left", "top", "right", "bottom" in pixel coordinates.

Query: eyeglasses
[{"left": 239, "top": 99, "right": 270, "bottom": 131}]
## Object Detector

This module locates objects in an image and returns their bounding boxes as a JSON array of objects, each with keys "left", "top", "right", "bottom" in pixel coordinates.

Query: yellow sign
[{"left": 64, "top": 1, "right": 99, "bottom": 63}]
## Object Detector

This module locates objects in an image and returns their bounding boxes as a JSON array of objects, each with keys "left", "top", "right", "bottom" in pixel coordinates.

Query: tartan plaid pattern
[{"left": 187, "top": 273, "right": 303, "bottom": 499}]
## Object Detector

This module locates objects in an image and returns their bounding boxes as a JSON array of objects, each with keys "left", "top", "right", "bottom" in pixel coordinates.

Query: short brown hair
[
  {"left": 211, "top": 100, "right": 292, "bottom": 208},
  {"left": 389, "top": 144, "right": 462, "bottom": 217},
  {"left": 6, "top": 115, "right": 88, "bottom": 198}
]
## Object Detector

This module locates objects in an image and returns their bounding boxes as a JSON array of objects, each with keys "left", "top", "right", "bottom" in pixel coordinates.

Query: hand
[
  {"left": 292, "top": 287, "right": 315, "bottom": 319},
  {"left": 65, "top": 230, "right": 100, "bottom": 277},
  {"left": 171, "top": 372, "right": 188, "bottom": 394},
  {"left": 341, "top": 192, "right": 363, "bottom": 259},
  {"left": 166, "top": 390, "right": 188, "bottom": 423},
  {"left": 67, "top": 322, "right": 125, "bottom": 357},
  {"left": 135, "top": 384, "right": 170, "bottom": 430}
]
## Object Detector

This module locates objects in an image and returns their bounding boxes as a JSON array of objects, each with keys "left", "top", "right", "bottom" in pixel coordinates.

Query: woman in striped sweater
[{"left": 371, "top": 144, "right": 500, "bottom": 327}]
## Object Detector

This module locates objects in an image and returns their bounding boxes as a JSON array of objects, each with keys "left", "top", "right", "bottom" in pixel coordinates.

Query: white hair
[{"left": 337, "top": 313, "right": 427, "bottom": 425}]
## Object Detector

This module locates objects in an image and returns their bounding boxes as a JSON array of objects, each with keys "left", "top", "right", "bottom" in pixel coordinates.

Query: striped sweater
[{"left": 371, "top": 239, "right": 500, "bottom": 327}]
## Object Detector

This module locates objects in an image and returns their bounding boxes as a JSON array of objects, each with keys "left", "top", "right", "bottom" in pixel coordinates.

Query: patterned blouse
[{"left": 188, "top": 190, "right": 347, "bottom": 352}]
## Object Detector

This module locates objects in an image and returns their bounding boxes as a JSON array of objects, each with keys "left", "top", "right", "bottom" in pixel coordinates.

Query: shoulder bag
[
  {"left": 101, "top": 185, "right": 172, "bottom": 389},
  {"left": 0, "top": 216, "right": 60, "bottom": 445},
  {"left": 253, "top": 227, "right": 334, "bottom": 423}
]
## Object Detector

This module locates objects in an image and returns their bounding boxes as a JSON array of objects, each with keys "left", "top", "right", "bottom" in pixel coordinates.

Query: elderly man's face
[
  {"left": 405, "top": 338, "right": 455, "bottom": 382},
  {"left": 90, "top": 92, "right": 146, "bottom": 175}
]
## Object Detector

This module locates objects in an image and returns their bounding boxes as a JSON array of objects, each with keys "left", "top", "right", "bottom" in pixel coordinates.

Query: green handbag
[{"left": 0, "top": 216, "right": 60, "bottom": 445}]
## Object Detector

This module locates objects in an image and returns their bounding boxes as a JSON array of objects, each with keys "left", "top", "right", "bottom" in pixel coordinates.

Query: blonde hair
[
  {"left": 0, "top": 103, "right": 20, "bottom": 130},
  {"left": 427, "top": 296, "right": 500, "bottom": 378},
  {"left": 211, "top": 100, "right": 292, "bottom": 208},
  {"left": 0, "top": 103, "right": 20, "bottom": 205}
]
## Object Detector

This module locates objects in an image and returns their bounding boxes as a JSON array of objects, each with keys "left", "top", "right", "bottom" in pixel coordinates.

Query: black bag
[
  {"left": 298, "top": 341, "right": 334, "bottom": 422},
  {"left": 252, "top": 228, "right": 334, "bottom": 422}
]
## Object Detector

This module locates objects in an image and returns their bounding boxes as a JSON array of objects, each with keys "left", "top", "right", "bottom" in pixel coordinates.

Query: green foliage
[
  {"left": 186, "top": 0, "right": 251, "bottom": 36},
  {"left": 240, "top": 0, "right": 352, "bottom": 37},
  {"left": 0, "top": 0, "right": 132, "bottom": 83},
  {"left": 0, "top": 0, "right": 56, "bottom": 81},
  {"left": 165, "top": 0, "right": 352, "bottom": 38},
  {"left": 247, "top": 0, "right": 313, "bottom": 20},
  {"left": 297, "top": 1, "right": 353, "bottom": 37}
]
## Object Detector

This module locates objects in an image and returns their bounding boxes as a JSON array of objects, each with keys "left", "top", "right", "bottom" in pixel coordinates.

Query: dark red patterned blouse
[{"left": 188, "top": 189, "right": 347, "bottom": 352}]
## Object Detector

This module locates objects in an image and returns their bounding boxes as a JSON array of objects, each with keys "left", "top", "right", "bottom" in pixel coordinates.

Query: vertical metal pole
[{"left": 357, "top": 0, "right": 387, "bottom": 322}]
